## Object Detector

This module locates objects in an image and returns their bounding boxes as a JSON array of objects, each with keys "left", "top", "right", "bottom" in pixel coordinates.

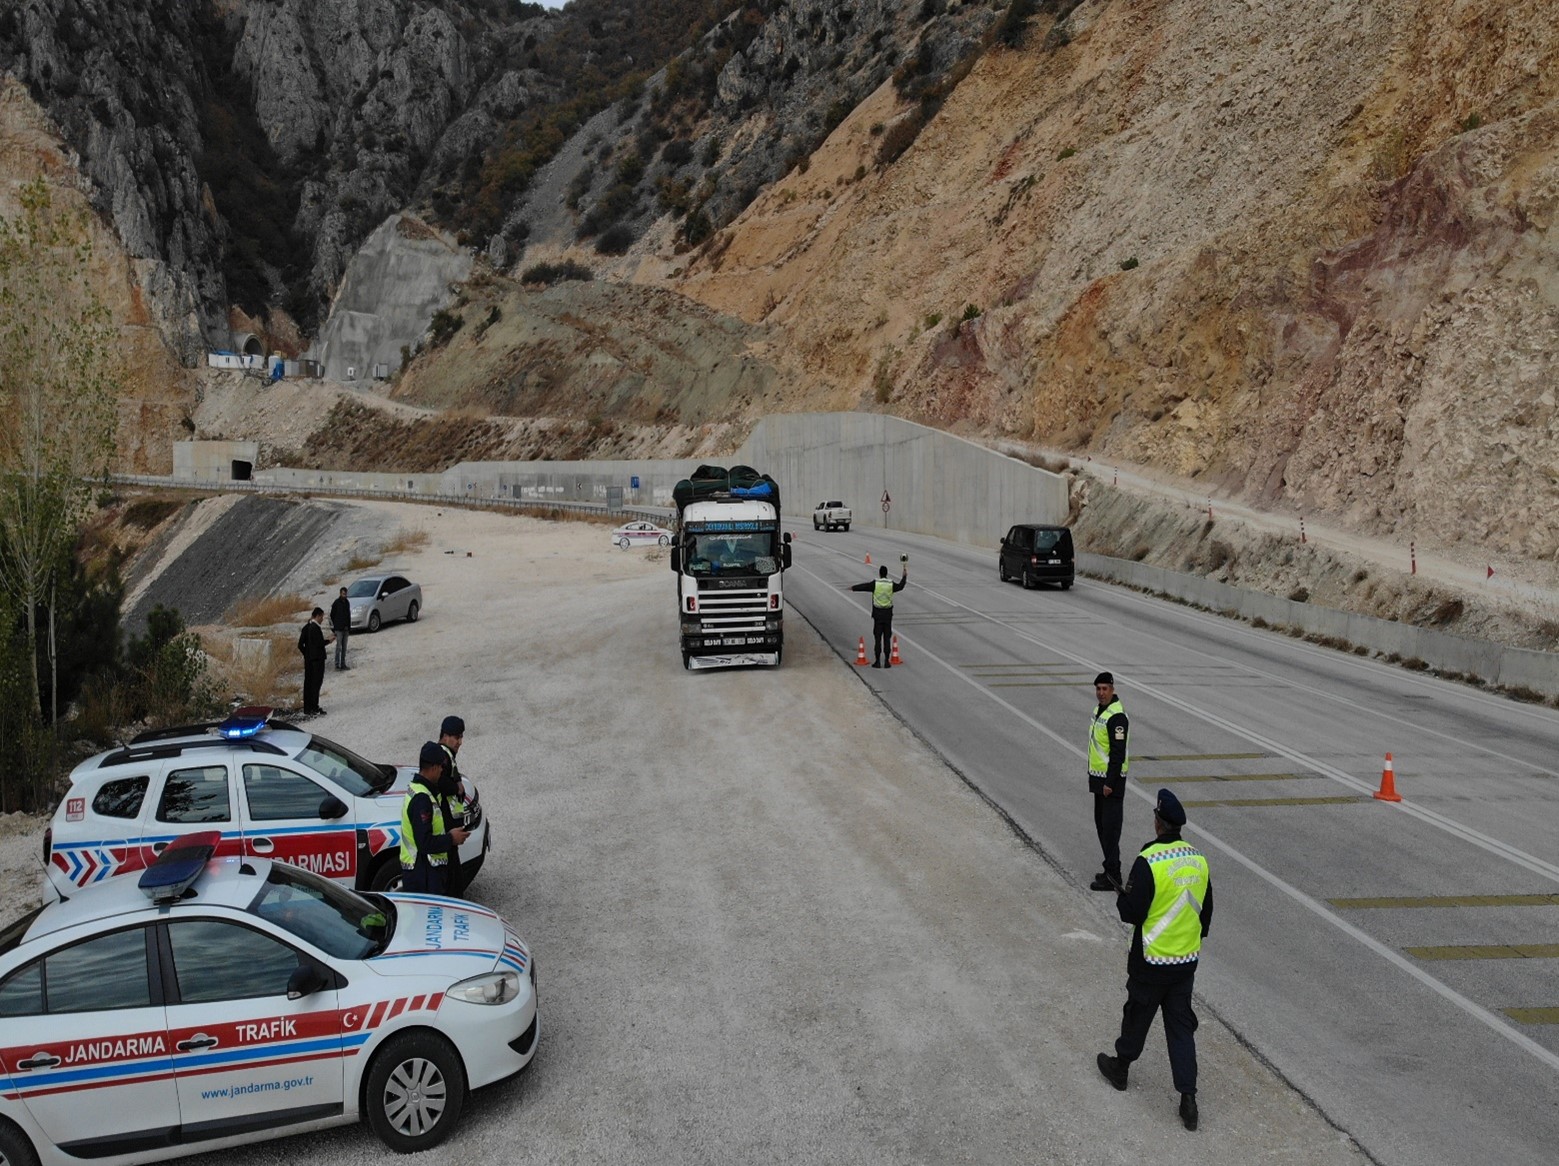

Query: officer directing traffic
[
  {"left": 1096, "top": 788, "right": 1213, "bottom": 1131},
  {"left": 400, "top": 741, "right": 470, "bottom": 893},
  {"left": 1087, "top": 671, "right": 1129, "bottom": 891},
  {"left": 850, "top": 558, "right": 908, "bottom": 667}
]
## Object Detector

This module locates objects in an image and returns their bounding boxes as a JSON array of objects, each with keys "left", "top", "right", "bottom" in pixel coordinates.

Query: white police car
[
  {"left": 43, "top": 709, "right": 488, "bottom": 901},
  {"left": 0, "top": 833, "right": 537, "bottom": 1164}
]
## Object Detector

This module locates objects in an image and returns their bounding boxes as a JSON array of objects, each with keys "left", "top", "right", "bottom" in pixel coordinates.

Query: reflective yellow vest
[
  {"left": 872, "top": 578, "right": 895, "bottom": 608},
  {"left": 1088, "top": 698, "right": 1129, "bottom": 778},
  {"left": 399, "top": 779, "right": 449, "bottom": 869},
  {"left": 1140, "top": 841, "right": 1209, "bottom": 965}
]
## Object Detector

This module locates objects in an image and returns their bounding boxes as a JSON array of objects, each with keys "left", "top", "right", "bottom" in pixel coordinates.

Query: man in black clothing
[
  {"left": 329, "top": 586, "right": 352, "bottom": 670},
  {"left": 297, "top": 607, "right": 332, "bottom": 716},
  {"left": 1086, "top": 672, "right": 1129, "bottom": 890},
  {"left": 849, "top": 560, "right": 908, "bottom": 667},
  {"left": 437, "top": 715, "right": 469, "bottom": 896},
  {"left": 1096, "top": 789, "right": 1213, "bottom": 1132},
  {"left": 402, "top": 742, "right": 471, "bottom": 893}
]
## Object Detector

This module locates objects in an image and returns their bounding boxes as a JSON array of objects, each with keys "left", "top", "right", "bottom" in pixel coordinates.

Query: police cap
[
  {"left": 1094, "top": 671, "right": 1114, "bottom": 687},
  {"left": 1155, "top": 788, "right": 1187, "bottom": 826},
  {"left": 440, "top": 715, "right": 465, "bottom": 737},
  {"left": 418, "top": 741, "right": 446, "bottom": 769}
]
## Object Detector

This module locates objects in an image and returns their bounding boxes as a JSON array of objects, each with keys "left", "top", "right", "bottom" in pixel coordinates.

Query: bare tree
[{"left": 0, "top": 178, "right": 120, "bottom": 719}]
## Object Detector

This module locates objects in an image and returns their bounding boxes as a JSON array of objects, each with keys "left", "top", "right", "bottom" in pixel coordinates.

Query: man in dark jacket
[
  {"left": 850, "top": 560, "right": 908, "bottom": 667},
  {"left": 1096, "top": 789, "right": 1213, "bottom": 1131},
  {"left": 1087, "top": 672, "right": 1129, "bottom": 890},
  {"left": 437, "top": 715, "right": 470, "bottom": 895},
  {"left": 329, "top": 586, "right": 351, "bottom": 670},
  {"left": 297, "top": 607, "right": 332, "bottom": 716},
  {"left": 400, "top": 742, "right": 471, "bottom": 893}
]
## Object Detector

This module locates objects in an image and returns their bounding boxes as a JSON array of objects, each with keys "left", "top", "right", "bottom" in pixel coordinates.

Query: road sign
[{"left": 881, "top": 490, "right": 891, "bottom": 514}]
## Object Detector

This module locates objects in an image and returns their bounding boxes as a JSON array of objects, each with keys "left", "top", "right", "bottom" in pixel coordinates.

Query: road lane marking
[
  {"left": 1138, "top": 752, "right": 1269, "bottom": 761},
  {"left": 1331, "top": 894, "right": 1559, "bottom": 909},
  {"left": 1181, "top": 796, "right": 1366, "bottom": 807},
  {"left": 788, "top": 559, "right": 1559, "bottom": 1073},
  {"left": 1504, "top": 1008, "right": 1559, "bottom": 1024},
  {"left": 1409, "top": 945, "right": 1559, "bottom": 960},
  {"left": 1146, "top": 774, "right": 1308, "bottom": 783}
]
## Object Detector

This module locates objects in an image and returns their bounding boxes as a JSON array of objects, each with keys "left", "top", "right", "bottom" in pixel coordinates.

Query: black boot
[
  {"left": 1179, "top": 1093, "right": 1198, "bottom": 1131},
  {"left": 1089, "top": 871, "right": 1119, "bottom": 891},
  {"left": 1096, "top": 1053, "right": 1128, "bottom": 1091}
]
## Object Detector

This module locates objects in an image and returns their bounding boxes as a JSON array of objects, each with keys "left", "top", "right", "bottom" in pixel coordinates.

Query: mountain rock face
[{"left": 651, "top": 0, "right": 1559, "bottom": 559}]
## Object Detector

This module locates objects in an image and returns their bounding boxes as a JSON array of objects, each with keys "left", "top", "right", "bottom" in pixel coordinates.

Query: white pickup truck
[{"left": 813, "top": 500, "right": 852, "bottom": 531}]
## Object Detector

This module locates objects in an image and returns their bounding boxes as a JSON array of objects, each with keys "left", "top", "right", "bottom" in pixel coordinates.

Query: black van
[{"left": 999, "top": 524, "right": 1075, "bottom": 589}]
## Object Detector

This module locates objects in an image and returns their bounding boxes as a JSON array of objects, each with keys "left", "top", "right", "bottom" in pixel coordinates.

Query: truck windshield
[{"left": 688, "top": 531, "right": 780, "bottom": 576}]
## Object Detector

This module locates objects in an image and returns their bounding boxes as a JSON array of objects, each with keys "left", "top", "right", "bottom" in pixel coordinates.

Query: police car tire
[
  {"left": 368, "top": 857, "right": 404, "bottom": 893},
  {"left": 658, "top": 534, "right": 670, "bottom": 546},
  {"left": 368, "top": 611, "right": 382, "bottom": 633},
  {"left": 0, "top": 1118, "right": 40, "bottom": 1166},
  {"left": 407, "top": 600, "right": 419, "bottom": 622},
  {"left": 365, "top": 1031, "right": 467, "bottom": 1153}
]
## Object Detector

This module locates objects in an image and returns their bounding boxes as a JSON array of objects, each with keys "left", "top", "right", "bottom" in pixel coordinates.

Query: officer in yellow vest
[
  {"left": 400, "top": 742, "right": 471, "bottom": 893},
  {"left": 1087, "top": 672, "right": 1130, "bottom": 890},
  {"left": 850, "top": 561, "right": 908, "bottom": 667},
  {"left": 1096, "top": 789, "right": 1213, "bottom": 1131}
]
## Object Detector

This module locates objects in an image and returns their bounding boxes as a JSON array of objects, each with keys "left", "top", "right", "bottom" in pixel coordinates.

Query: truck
[
  {"left": 812, "top": 500, "right": 852, "bottom": 531},
  {"left": 671, "top": 465, "right": 792, "bottom": 670}
]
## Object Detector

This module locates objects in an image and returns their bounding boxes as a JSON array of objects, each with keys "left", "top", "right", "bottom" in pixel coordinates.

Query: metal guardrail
[{"left": 107, "top": 474, "right": 674, "bottom": 527}]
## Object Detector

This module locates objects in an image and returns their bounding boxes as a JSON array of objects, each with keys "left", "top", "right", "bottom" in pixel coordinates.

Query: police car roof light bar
[
  {"left": 218, "top": 706, "right": 274, "bottom": 740},
  {"left": 138, "top": 830, "right": 222, "bottom": 902}
]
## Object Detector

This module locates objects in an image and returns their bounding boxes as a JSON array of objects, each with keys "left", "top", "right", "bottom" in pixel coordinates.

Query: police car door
[
  {"left": 161, "top": 919, "right": 343, "bottom": 1135},
  {"left": 144, "top": 762, "right": 244, "bottom": 868},
  {"left": 0, "top": 925, "right": 180, "bottom": 1155},
  {"left": 239, "top": 763, "right": 357, "bottom": 884}
]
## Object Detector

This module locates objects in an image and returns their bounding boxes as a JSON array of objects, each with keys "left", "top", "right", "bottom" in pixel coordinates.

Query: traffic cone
[
  {"left": 1373, "top": 753, "right": 1402, "bottom": 802},
  {"left": 890, "top": 636, "right": 903, "bottom": 666},
  {"left": 865, "top": 552, "right": 872, "bottom": 565},
  {"left": 853, "top": 636, "right": 868, "bottom": 666}
]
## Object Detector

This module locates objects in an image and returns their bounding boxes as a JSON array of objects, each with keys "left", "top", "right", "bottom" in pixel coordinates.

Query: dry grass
[
  {"left": 382, "top": 528, "right": 431, "bottom": 556},
  {"left": 205, "top": 631, "right": 301, "bottom": 709},
  {"left": 226, "top": 592, "right": 311, "bottom": 628},
  {"left": 345, "top": 552, "right": 380, "bottom": 572}
]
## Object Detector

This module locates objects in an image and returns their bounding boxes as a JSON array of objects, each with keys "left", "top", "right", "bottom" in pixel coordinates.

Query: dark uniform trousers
[
  {"left": 401, "top": 860, "right": 448, "bottom": 895},
  {"left": 872, "top": 608, "right": 893, "bottom": 664},
  {"left": 1115, "top": 974, "right": 1199, "bottom": 1095},
  {"left": 1093, "top": 790, "right": 1124, "bottom": 882}
]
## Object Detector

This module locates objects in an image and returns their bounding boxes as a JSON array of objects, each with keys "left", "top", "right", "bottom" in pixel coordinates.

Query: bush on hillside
[{"left": 519, "top": 259, "right": 595, "bottom": 286}]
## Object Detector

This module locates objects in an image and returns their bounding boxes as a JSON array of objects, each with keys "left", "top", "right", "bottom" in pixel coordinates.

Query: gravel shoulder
[{"left": 1, "top": 503, "right": 1364, "bottom": 1163}]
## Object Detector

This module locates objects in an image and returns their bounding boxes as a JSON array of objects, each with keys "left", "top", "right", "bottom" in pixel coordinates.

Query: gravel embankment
[{"left": 1, "top": 503, "right": 1366, "bottom": 1164}]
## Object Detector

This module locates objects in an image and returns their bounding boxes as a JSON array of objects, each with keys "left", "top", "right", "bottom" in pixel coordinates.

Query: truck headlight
[{"left": 447, "top": 970, "right": 520, "bottom": 1005}]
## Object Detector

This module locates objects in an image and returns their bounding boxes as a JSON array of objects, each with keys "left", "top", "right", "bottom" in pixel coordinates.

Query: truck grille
[{"left": 694, "top": 587, "right": 770, "bottom": 632}]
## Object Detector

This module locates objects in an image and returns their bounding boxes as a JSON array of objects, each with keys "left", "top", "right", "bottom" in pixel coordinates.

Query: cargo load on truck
[{"left": 672, "top": 464, "right": 781, "bottom": 515}]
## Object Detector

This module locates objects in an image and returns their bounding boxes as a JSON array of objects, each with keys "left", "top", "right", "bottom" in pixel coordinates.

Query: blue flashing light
[
  {"left": 139, "top": 830, "right": 221, "bottom": 902},
  {"left": 218, "top": 706, "right": 274, "bottom": 739}
]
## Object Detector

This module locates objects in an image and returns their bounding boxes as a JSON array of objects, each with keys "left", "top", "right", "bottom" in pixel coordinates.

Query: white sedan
[
  {"left": 611, "top": 521, "right": 672, "bottom": 549},
  {"left": 0, "top": 833, "right": 537, "bottom": 1164}
]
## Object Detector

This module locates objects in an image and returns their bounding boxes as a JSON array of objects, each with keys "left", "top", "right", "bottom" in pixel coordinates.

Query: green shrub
[
  {"left": 924, "top": 312, "right": 943, "bottom": 329},
  {"left": 961, "top": 303, "right": 982, "bottom": 321},
  {"left": 1057, "top": 146, "right": 1077, "bottom": 160},
  {"left": 1119, "top": 256, "right": 1139, "bottom": 271},
  {"left": 595, "top": 223, "right": 636, "bottom": 255},
  {"left": 427, "top": 308, "right": 464, "bottom": 348},
  {"left": 519, "top": 260, "right": 594, "bottom": 286}
]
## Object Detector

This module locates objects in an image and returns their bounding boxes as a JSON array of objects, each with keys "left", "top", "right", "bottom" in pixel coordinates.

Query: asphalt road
[{"left": 784, "top": 523, "right": 1559, "bottom": 1166}]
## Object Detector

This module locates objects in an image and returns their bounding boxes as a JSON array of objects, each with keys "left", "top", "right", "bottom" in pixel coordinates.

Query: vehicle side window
[
  {"left": 1004, "top": 526, "right": 1020, "bottom": 546},
  {"left": 0, "top": 962, "right": 42, "bottom": 1018},
  {"left": 166, "top": 920, "right": 303, "bottom": 1004},
  {"left": 156, "top": 765, "right": 231, "bottom": 824},
  {"left": 92, "top": 775, "right": 150, "bottom": 819},
  {"left": 243, "top": 764, "right": 331, "bottom": 821},
  {"left": 46, "top": 928, "right": 152, "bottom": 1013},
  {"left": 388, "top": 576, "right": 407, "bottom": 593},
  {"left": 1057, "top": 530, "right": 1074, "bottom": 557}
]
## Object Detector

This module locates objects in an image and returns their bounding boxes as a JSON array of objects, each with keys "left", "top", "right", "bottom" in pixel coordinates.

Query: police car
[
  {"left": 43, "top": 710, "right": 489, "bottom": 902},
  {"left": 0, "top": 833, "right": 537, "bottom": 1164}
]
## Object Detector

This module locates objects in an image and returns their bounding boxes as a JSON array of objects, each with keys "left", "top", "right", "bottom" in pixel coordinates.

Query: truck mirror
[
  {"left": 783, "top": 531, "right": 792, "bottom": 544},
  {"left": 669, "top": 546, "right": 681, "bottom": 572},
  {"left": 781, "top": 544, "right": 792, "bottom": 569}
]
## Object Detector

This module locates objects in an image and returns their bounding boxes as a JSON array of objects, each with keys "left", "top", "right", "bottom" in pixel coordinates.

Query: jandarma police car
[
  {"left": 0, "top": 833, "right": 537, "bottom": 1164},
  {"left": 43, "top": 709, "right": 489, "bottom": 901}
]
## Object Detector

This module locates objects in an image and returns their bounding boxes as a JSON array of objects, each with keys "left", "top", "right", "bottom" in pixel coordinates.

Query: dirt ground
[{"left": 0, "top": 503, "right": 1365, "bottom": 1163}]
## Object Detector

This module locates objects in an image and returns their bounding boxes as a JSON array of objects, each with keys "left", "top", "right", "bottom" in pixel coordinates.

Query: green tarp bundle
[{"left": 672, "top": 464, "right": 781, "bottom": 515}]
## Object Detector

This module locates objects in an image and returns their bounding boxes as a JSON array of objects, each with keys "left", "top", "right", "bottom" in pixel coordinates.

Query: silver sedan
[{"left": 347, "top": 573, "right": 422, "bottom": 632}]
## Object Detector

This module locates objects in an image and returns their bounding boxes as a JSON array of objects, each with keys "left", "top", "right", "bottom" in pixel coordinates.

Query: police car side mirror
[
  {"left": 319, "top": 795, "right": 349, "bottom": 820},
  {"left": 669, "top": 547, "right": 681, "bottom": 572},
  {"left": 287, "top": 964, "right": 325, "bottom": 1000}
]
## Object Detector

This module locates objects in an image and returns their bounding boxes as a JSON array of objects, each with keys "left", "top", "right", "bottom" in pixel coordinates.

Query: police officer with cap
[
  {"left": 399, "top": 741, "right": 471, "bottom": 893},
  {"left": 437, "top": 715, "right": 470, "bottom": 895},
  {"left": 1087, "top": 671, "right": 1130, "bottom": 890},
  {"left": 1096, "top": 788, "right": 1213, "bottom": 1131},
  {"left": 850, "top": 560, "right": 908, "bottom": 667}
]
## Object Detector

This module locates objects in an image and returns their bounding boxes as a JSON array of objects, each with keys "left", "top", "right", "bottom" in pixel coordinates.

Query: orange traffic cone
[
  {"left": 1373, "top": 753, "right": 1402, "bottom": 802},
  {"left": 853, "top": 636, "right": 869, "bottom": 666},
  {"left": 865, "top": 552, "right": 872, "bottom": 565},
  {"left": 890, "top": 636, "right": 903, "bottom": 666}
]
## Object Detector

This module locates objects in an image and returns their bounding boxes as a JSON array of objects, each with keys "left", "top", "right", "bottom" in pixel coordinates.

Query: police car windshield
[
  {"left": 249, "top": 864, "right": 385, "bottom": 960},
  {"left": 296, "top": 735, "right": 396, "bottom": 795}
]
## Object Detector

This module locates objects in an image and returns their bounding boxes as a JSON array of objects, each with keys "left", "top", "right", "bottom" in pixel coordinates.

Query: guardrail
[{"left": 107, "top": 475, "right": 674, "bottom": 527}]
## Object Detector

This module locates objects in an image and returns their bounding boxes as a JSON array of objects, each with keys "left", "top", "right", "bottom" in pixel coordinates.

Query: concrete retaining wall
[
  {"left": 737, "top": 413, "right": 1067, "bottom": 541},
  {"left": 1080, "top": 553, "right": 1559, "bottom": 699}
]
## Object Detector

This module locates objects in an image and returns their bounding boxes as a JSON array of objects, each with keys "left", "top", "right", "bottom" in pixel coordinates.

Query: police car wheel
[
  {"left": 369, "top": 858, "right": 404, "bottom": 893},
  {"left": 0, "top": 1118, "right": 40, "bottom": 1166},
  {"left": 618, "top": 537, "right": 630, "bottom": 549},
  {"left": 365, "top": 1031, "right": 467, "bottom": 1152},
  {"left": 658, "top": 534, "right": 670, "bottom": 546},
  {"left": 368, "top": 610, "right": 382, "bottom": 633}
]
